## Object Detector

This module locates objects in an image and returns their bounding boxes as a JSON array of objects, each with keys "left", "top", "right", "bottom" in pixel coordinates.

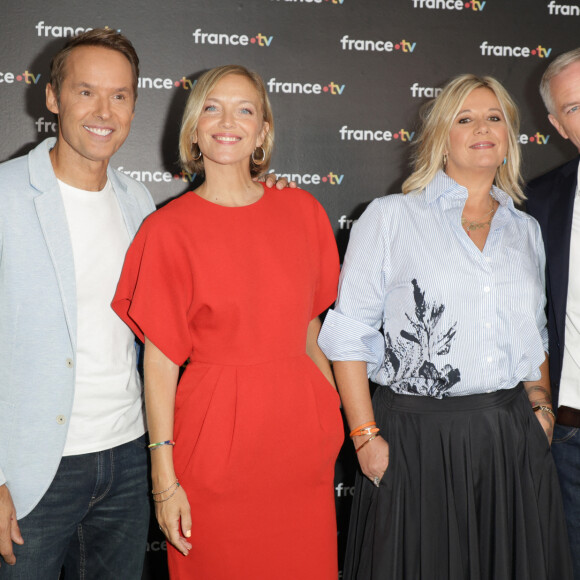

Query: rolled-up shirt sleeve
[{"left": 318, "top": 199, "right": 388, "bottom": 379}]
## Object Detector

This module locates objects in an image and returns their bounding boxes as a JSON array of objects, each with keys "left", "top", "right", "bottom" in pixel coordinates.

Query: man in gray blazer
[
  {"left": 526, "top": 49, "right": 580, "bottom": 577},
  {"left": 0, "top": 29, "right": 156, "bottom": 579}
]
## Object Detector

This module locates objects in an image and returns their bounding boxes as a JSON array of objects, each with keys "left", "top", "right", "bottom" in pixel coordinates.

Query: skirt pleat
[{"left": 343, "top": 385, "right": 573, "bottom": 580}]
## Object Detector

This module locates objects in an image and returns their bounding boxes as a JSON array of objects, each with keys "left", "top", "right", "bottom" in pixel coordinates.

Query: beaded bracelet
[
  {"left": 355, "top": 434, "right": 378, "bottom": 453},
  {"left": 148, "top": 440, "right": 176, "bottom": 450}
]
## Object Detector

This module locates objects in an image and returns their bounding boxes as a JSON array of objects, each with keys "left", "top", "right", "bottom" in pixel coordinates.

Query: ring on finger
[{"left": 372, "top": 476, "right": 380, "bottom": 487}]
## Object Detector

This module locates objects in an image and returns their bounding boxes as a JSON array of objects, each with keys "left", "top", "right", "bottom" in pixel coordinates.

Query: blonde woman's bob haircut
[
  {"left": 179, "top": 65, "right": 274, "bottom": 178},
  {"left": 402, "top": 74, "right": 524, "bottom": 203}
]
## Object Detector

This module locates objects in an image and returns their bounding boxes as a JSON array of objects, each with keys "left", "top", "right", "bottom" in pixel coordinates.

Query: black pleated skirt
[{"left": 343, "top": 384, "right": 573, "bottom": 580}]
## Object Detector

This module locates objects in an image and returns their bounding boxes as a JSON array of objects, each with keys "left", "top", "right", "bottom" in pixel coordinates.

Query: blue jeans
[
  {"left": 0, "top": 435, "right": 150, "bottom": 580},
  {"left": 552, "top": 423, "right": 580, "bottom": 580}
]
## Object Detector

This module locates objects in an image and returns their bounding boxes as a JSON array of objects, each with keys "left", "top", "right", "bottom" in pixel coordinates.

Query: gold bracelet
[
  {"left": 532, "top": 405, "right": 556, "bottom": 421},
  {"left": 355, "top": 434, "right": 378, "bottom": 453}
]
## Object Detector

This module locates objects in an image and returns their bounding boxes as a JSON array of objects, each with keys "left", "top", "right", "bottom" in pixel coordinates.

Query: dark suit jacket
[{"left": 525, "top": 156, "right": 580, "bottom": 409}]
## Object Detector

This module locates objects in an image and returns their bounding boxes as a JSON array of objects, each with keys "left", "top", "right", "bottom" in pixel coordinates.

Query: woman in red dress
[{"left": 112, "top": 65, "right": 343, "bottom": 579}]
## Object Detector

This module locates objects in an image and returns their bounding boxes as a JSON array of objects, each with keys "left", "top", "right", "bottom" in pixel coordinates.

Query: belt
[{"left": 557, "top": 405, "right": 580, "bottom": 428}]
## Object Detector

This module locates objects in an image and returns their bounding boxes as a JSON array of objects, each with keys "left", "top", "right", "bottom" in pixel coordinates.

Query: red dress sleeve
[
  {"left": 311, "top": 198, "right": 340, "bottom": 319},
  {"left": 112, "top": 213, "right": 193, "bottom": 366}
]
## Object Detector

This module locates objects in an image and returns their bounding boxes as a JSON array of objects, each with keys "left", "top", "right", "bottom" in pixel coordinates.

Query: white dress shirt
[{"left": 319, "top": 171, "right": 548, "bottom": 398}]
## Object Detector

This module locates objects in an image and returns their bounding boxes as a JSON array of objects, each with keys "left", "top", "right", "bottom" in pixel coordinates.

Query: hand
[
  {"left": 534, "top": 407, "right": 555, "bottom": 445},
  {"left": 258, "top": 173, "right": 297, "bottom": 190},
  {"left": 0, "top": 485, "right": 23, "bottom": 567},
  {"left": 354, "top": 435, "right": 390, "bottom": 485},
  {"left": 155, "top": 484, "right": 192, "bottom": 556}
]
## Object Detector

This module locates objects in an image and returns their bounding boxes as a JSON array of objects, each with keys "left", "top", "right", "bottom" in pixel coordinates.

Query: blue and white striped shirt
[{"left": 319, "top": 171, "right": 548, "bottom": 398}]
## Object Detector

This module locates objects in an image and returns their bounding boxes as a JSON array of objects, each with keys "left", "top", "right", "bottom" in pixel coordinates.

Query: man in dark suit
[{"left": 526, "top": 48, "right": 580, "bottom": 578}]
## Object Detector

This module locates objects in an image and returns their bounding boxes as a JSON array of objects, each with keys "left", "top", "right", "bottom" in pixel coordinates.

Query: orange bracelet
[
  {"left": 351, "top": 427, "right": 380, "bottom": 438},
  {"left": 349, "top": 421, "right": 376, "bottom": 438}
]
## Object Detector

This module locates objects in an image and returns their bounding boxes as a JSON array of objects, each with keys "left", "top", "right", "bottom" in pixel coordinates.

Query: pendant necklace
[{"left": 461, "top": 196, "right": 497, "bottom": 237}]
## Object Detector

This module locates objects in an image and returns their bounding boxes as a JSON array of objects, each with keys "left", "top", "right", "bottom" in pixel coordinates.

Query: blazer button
[
  {"left": 56, "top": 415, "right": 66, "bottom": 425},
  {"left": 66, "top": 358, "right": 74, "bottom": 368}
]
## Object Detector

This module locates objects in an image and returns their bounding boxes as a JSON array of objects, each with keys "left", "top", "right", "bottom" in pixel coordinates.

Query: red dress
[{"left": 112, "top": 184, "right": 343, "bottom": 579}]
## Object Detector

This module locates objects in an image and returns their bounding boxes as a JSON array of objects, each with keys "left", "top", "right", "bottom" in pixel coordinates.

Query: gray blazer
[{"left": 0, "top": 138, "right": 156, "bottom": 518}]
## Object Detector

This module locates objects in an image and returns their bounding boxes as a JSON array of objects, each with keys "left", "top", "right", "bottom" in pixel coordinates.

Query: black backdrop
[{"left": 1, "top": 2, "right": 578, "bottom": 577}]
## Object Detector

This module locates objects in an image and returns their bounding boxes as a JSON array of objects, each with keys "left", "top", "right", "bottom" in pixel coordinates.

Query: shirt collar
[{"left": 423, "top": 170, "right": 522, "bottom": 218}]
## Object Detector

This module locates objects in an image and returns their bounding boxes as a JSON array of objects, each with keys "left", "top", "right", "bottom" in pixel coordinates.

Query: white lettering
[
  {"left": 138, "top": 77, "right": 176, "bottom": 90},
  {"left": 146, "top": 540, "right": 167, "bottom": 552},
  {"left": 0, "top": 71, "right": 41, "bottom": 84},
  {"left": 192, "top": 29, "right": 268, "bottom": 46},
  {"left": 410, "top": 82, "right": 443, "bottom": 98},
  {"left": 35, "top": 117, "right": 58, "bottom": 133},
  {"left": 335, "top": 482, "right": 356, "bottom": 496},
  {"left": 518, "top": 132, "right": 551, "bottom": 145},
  {"left": 480, "top": 41, "right": 551, "bottom": 58},
  {"left": 339, "top": 126, "right": 414, "bottom": 142},
  {"left": 269, "top": 169, "right": 344, "bottom": 186},
  {"left": 35, "top": 21, "right": 93, "bottom": 37},
  {"left": 548, "top": 1, "right": 580, "bottom": 15},
  {"left": 266, "top": 79, "right": 343, "bottom": 95},
  {"left": 338, "top": 215, "right": 357, "bottom": 229},
  {"left": 116, "top": 167, "right": 174, "bottom": 182},
  {"left": 340, "top": 35, "right": 414, "bottom": 52},
  {"left": 412, "top": 0, "right": 464, "bottom": 9}
]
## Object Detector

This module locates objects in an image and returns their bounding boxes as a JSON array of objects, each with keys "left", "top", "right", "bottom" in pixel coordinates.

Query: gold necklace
[{"left": 461, "top": 196, "right": 497, "bottom": 236}]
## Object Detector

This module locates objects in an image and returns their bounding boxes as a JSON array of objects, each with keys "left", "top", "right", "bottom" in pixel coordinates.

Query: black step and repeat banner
[{"left": 1, "top": 2, "right": 578, "bottom": 578}]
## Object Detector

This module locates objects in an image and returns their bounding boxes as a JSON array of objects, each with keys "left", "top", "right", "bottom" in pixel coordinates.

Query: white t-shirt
[
  {"left": 59, "top": 179, "right": 145, "bottom": 455},
  {"left": 559, "top": 163, "right": 580, "bottom": 410}
]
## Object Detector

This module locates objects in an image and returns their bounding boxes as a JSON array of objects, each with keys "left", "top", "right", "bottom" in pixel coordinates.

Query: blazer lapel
[
  {"left": 546, "top": 159, "right": 578, "bottom": 347},
  {"left": 108, "top": 169, "right": 142, "bottom": 240},
  {"left": 29, "top": 140, "right": 77, "bottom": 348}
]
